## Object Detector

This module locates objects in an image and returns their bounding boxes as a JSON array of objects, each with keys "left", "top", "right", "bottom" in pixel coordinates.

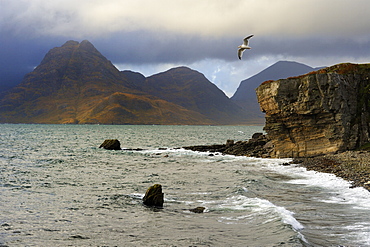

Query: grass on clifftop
[{"left": 357, "top": 143, "right": 370, "bottom": 151}]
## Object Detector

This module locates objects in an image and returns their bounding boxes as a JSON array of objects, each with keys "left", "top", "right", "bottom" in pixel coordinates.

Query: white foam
[
  {"left": 269, "top": 164, "right": 370, "bottom": 210},
  {"left": 202, "top": 195, "right": 304, "bottom": 231},
  {"left": 343, "top": 222, "right": 370, "bottom": 246}
]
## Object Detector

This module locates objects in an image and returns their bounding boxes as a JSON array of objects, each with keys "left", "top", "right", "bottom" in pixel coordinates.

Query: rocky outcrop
[
  {"left": 183, "top": 133, "right": 272, "bottom": 157},
  {"left": 256, "top": 63, "right": 370, "bottom": 158},
  {"left": 99, "top": 139, "right": 121, "bottom": 150},
  {"left": 143, "top": 184, "right": 164, "bottom": 207}
]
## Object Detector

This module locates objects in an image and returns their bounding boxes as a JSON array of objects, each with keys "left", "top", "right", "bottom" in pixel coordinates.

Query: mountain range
[{"left": 0, "top": 40, "right": 323, "bottom": 125}]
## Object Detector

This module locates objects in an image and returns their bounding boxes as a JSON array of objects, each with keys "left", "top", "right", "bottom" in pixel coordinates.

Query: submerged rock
[
  {"left": 189, "top": 207, "right": 206, "bottom": 213},
  {"left": 99, "top": 139, "right": 121, "bottom": 150},
  {"left": 143, "top": 184, "right": 164, "bottom": 207}
]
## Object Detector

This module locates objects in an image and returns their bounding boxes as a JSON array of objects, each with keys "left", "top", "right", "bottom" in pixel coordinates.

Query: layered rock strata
[{"left": 256, "top": 63, "right": 370, "bottom": 158}]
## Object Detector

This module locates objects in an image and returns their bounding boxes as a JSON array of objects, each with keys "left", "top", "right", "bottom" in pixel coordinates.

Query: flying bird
[{"left": 237, "top": 35, "right": 253, "bottom": 60}]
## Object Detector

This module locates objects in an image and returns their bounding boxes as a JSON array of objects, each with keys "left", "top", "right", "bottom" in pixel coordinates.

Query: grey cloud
[
  {"left": 93, "top": 31, "right": 240, "bottom": 64},
  {"left": 95, "top": 31, "right": 370, "bottom": 65}
]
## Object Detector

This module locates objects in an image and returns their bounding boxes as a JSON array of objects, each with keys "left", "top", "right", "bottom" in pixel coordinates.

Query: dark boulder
[
  {"left": 252, "top": 132, "right": 263, "bottom": 139},
  {"left": 99, "top": 139, "right": 121, "bottom": 150},
  {"left": 182, "top": 144, "right": 226, "bottom": 153},
  {"left": 143, "top": 184, "right": 164, "bottom": 207},
  {"left": 224, "top": 133, "right": 269, "bottom": 157},
  {"left": 224, "top": 134, "right": 272, "bottom": 157},
  {"left": 226, "top": 139, "right": 234, "bottom": 147}
]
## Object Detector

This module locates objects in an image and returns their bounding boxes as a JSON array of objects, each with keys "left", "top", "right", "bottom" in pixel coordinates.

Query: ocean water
[{"left": 1, "top": 124, "right": 370, "bottom": 247}]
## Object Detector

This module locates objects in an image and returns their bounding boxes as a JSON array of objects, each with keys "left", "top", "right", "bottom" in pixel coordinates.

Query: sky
[{"left": 1, "top": 0, "right": 370, "bottom": 96}]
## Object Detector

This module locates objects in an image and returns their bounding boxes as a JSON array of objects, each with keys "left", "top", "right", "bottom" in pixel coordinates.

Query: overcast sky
[{"left": 1, "top": 0, "right": 370, "bottom": 96}]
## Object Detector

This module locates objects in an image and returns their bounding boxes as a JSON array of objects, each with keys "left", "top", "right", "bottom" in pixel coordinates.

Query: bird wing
[
  {"left": 237, "top": 48, "right": 244, "bottom": 60},
  {"left": 243, "top": 34, "right": 254, "bottom": 45}
]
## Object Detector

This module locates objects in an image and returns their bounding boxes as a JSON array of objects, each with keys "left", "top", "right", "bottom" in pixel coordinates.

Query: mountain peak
[
  {"left": 79, "top": 40, "right": 98, "bottom": 51},
  {"left": 156, "top": 66, "right": 196, "bottom": 75},
  {"left": 59, "top": 40, "right": 97, "bottom": 53},
  {"left": 62, "top": 40, "right": 80, "bottom": 47}
]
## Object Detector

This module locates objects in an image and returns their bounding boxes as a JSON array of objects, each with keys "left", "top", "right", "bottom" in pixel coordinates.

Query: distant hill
[
  {"left": 140, "top": 67, "right": 251, "bottom": 124},
  {"left": 231, "top": 61, "right": 320, "bottom": 123},
  {"left": 0, "top": 40, "right": 252, "bottom": 125}
]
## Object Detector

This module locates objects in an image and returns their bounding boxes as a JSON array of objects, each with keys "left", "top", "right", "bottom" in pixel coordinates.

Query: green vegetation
[{"left": 357, "top": 143, "right": 370, "bottom": 151}]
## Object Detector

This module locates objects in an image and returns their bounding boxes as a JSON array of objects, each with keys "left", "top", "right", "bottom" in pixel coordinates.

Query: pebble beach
[{"left": 293, "top": 151, "right": 370, "bottom": 191}]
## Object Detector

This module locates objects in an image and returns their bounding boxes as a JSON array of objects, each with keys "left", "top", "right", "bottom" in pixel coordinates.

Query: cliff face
[
  {"left": 256, "top": 63, "right": 370, "bottom": 158},
  {"left": 231, "top": 61, "right": 317, "bottom": 124}
]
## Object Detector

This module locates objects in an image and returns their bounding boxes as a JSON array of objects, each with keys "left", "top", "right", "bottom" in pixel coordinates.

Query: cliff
[
  {"left": 231, "top": 61, "right": 317, "bottom": 124},
  {"left": 256, "top": 63, "right": 370, "bottom": 158}
]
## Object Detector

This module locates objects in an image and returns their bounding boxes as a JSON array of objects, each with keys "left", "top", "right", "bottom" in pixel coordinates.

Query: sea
[{"left": 1, "top": 124, "right": 370, "bottom": 247}]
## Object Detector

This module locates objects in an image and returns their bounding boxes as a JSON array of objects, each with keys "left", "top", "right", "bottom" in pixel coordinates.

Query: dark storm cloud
[
  {"left": 92, "top": 31, "right": 239, "bottom": 64},
  {"left": 0, "top": 34, "right": 71, "bottom": 90},
  {"left": 93, "top": 32, "right": 370, "bottom": 65}
]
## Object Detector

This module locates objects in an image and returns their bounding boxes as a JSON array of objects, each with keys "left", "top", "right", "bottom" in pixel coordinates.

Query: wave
[
  {"left": 269, "top": 164, "right": 370, "bottom": 210},
  {"left": 215, "top": 195, "right": 303, "bottom": 231}
]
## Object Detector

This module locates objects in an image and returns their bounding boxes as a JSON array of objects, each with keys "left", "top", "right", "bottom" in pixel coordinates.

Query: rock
[
  {"left": 122, "top": 148, "right": 144, "bottom": 151},
  {"left": 252, "top": 133, "right": 263, "bottom": 139},
  {"left": 223, "top": 134, "right": 272, "bottom": 157},
  {"left": 226, "top": 139, "right": 234, "bottom": 147},
  {"left": 70, "top": 235, "right": 90, "bottom": 239},
  {"left": 256, "top": 63, "right": 370, "bottom": 158},
  {"left": 189, "top": 207, "right": 206, "bottom": 213},
  {"left": 99, "top": 139, "right": 121, "bottom": 150},
  {"left": 182, "top": 144, "right": 226, "bottom": 153},
  {"left": 183, "top": 133, "right": 273, "bottom": 158},
  {"left": 143, "top": 184, "right": 164, "bottom": 207}
]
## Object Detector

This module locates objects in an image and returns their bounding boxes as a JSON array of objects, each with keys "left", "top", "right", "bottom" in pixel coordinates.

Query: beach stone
[
  {"left": 143, "top": 184, "right": 164, "bottom": 207},
  {"left": 99, "top": 139, "right": 121, "bottom": 150}
]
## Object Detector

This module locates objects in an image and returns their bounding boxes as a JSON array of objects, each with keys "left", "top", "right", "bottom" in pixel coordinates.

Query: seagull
[{"left": 237, "top": 35, "right": 253, "bottom": 60}]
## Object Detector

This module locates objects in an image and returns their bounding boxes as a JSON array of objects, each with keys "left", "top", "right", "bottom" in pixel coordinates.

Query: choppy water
[{"left": 1, "top": 124, "right": 370, "bottom": 246}]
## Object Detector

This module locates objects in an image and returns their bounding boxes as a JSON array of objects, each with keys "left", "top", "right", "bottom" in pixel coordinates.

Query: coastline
[
  {"left": 292, "top": 151, "right": 370, "bottom": 191},
  {"left": 183, "top": 138, "right": 370, "bottom": 192}
]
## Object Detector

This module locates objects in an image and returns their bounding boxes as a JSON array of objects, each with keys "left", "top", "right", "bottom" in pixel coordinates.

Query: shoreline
[
  {"left": 292, "top": 151, "right": 370, "bottom": 191},
  {"left": 183, "top": 138, "right": 370, "bottom": 192}
]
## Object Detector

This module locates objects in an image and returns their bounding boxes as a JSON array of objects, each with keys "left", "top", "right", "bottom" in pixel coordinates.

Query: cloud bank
[
  {"left": 3, "top": 0, "right": 370, "bottom": 38},
  {"left": 1, "top": 0, "right": 370, "bottom": 95}
]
